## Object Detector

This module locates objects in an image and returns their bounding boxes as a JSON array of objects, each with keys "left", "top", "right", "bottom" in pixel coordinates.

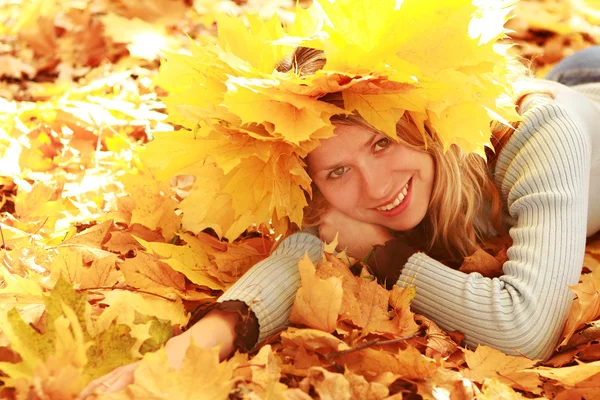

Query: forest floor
[{"left": 1, "top": 1, "right": 600, "bottom": 399}]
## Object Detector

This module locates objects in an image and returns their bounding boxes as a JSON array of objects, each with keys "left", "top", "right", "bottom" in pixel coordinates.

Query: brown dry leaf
[
  {"left": 298, "top": 367, "right": 351, "bottom": 400},
  {"left": 555, "top": 387, "right": 600, "bottom": 400},
  {"left": 459, "top": 247, "right": 504, "bottom": 278},
  {"left": 240, "top": 345, "right": 288, "bottom": 398},
  {"left": 60, "top": 220, "right": 113, "bottom": 249},
  {"left": 208, "top": 235, "right": 273, "bottom": 283},
  {"left": 344, "top": 369, "right": 389, "bottom": 400},
  {"left": 578, "top": 342, "right": 600, "bottom": 362},
  {"left": 338, "top": 345, "right": 439, "bottom": 382},
  {"left": 415, "top": 315, "right": 459, "bottom": 359},
  {"left": 527, "top": 360, "right": 600, "bottom": 387},
  {"left": 560, "top": 271, "right": 600, "bottom": 346},
  {"left": 317, "top": 254, "right": 417, "bottom": 338},
  {"left": 587, "top": 234, "right": 600, "bottom": 256},
  {"left": 280, "top": 328, "right": 350, "bottom": 355},
  {"left": 104, "top": 231, "right": 145, "bottom": 255},
  {"left": 583, "top": 252, "right": 600, "bottom": 275},
  {"left": 289, "top": 255, "right": 343, "bottom": 333}
]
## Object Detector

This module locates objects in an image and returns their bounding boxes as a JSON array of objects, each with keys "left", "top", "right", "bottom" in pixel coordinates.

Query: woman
[{"left": 81, "top": 0, "right": 600, "bottom": 394}]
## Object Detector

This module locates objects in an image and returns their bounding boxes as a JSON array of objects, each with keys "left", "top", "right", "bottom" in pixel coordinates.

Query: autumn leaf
[
  {"left": 459, "top": 247, "right": 505, "bottom": 278},
  {"left": 290, "top": 254, "right": 343, "bottom": 333},
  {"left": 237, "top": 345, "right": 288, "bottom": 398},
  {"left": 479, "top": 378, "right": 527, "bottom": 400},
  {"left": 1, "top": 1, "right": 600, "bottom": 398},
  {"left": 338, "top": 345, "right": 439, "bottom": 381},
  {"left": 104, "top": 340, "right": 238, "bottom": 400},
  {"left": 463, "top": 346, "right": 542, "bottom": 394},
  {"left": 560, "top": 270, "right": 600, "bottom": 346},
  {"left": 298, "top": 367, "right": 352, "bottom": 400},
  {"left": 120, "top": 251, "right": 186, "bottom": 296},
  {"left": 526, "top": 360, "right": 600, "bottom": 387}
]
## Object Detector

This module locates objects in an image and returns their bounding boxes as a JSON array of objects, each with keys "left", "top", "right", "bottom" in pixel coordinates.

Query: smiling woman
[
  {"left": 82, "top": 0, "right": 600, "bottom": 395},
  {"left": 307, "top": 116, "right": 436, "bottom": 234},
  {"left": 302, "top": 90, "right": 500, "bottom": 264}
]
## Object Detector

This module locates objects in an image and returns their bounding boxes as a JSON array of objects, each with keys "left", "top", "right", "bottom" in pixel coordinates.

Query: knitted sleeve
[
  {"left": 397, "top": 101, "right": 591, "bottom": 360},
  {"left": 217, "top": 232, "right": 324, "bottom": 346}
]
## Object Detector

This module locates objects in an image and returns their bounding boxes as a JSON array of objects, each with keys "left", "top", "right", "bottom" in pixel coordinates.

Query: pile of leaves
[
  {"left": 505, "top": 0, "right": 600, "bottom": 76},
  {"left": 2, "top": 0, "right": 600, "bottom": 399}
]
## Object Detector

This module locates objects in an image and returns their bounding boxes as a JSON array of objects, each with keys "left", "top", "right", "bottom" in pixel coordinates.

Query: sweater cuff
[
  {"left": 185, "top": 301, "right": 260, "bottom": 353},
  {"left": 395, "top": 252, "right": 430, "bottom": 288}
]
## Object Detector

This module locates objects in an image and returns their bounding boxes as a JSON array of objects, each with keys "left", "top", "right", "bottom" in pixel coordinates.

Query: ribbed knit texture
[{"left": 218, "top": 82, "right": 600, "bottom": 360}]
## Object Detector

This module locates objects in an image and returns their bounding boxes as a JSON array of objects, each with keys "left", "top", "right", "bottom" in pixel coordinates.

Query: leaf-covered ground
[{"left": 1, "top": 1, "right": 600, "bottom": 399}]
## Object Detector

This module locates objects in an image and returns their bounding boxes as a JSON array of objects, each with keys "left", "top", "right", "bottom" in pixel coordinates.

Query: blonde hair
[{"left": 278, "top": 47, "right": 537, "bottom": 265}]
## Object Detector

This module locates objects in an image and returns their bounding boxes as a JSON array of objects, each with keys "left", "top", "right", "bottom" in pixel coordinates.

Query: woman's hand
[
  {"left": 319, "top": 208, "right": 394, "bottom": 260},
  {"left": 80, "top": 361, "right": 139, "bottom": 398},
  {"left": 79, "top": 308, "right": 239, "bottom": 398}
]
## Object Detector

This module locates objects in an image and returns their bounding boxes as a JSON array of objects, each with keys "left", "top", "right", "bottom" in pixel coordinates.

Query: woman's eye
[
  {"left": 374, "top": 138, "right": 391, "bottom": 151},
  {"left": 328, "top": 166, "right": 347, "bottom": 179}
]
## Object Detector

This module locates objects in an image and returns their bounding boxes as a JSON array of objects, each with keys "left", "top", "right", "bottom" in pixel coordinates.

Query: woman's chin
[{"left": 379, "top": 211, "right": 426, "bottom": 232}]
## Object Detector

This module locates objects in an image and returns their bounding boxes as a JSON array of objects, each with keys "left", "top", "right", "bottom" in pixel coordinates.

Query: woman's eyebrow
[
  {"left": 320, "top": 161, "right": 344, "bottom": 172},
  {"left": 320, "top": 133, "right": 377, "bottom": 171},
  {"left": 363, "top": 133, "right": 377, "bottom": 148}
]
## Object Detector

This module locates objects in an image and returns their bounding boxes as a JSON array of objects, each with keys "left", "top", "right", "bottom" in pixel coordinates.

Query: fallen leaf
[
  {"left": 459, "top": 247, "right": 504, "bottom": 278},
  {"left": 289, "top": 254, "right": 343, "bottom": 333}
]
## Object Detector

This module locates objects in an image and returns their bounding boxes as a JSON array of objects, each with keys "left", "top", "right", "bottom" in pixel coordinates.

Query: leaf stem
[
  {"left": 326, "top": 332, "right": 421, "bottom": 360},
  {"left": 0, "top": 224, "right": 5, "bottom": 249},
  {"left": 76, "top": 285, "right": 177, "bottom": 302}
]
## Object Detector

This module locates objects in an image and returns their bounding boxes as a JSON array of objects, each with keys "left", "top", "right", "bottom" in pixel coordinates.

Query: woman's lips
[{"left": 374, "top": 177, "right": 412, "bottom": 217}]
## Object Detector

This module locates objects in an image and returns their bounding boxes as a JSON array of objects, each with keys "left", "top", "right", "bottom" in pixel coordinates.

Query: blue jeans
[{"left": 546, "top": 45, "right": 600, "bottom": 86}]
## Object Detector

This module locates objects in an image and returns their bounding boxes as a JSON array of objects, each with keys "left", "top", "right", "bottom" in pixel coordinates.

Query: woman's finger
[
  {"left": 80, "top": 362, "right": 139, "bottom": 398},
  {"left": 101, "top": 369, "right": 137, "bottom": 394}
]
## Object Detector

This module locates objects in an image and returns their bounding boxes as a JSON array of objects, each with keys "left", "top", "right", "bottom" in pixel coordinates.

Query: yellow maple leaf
[
  {"left": 102, "top": 14, "right": 174, "bottom": 61},
  {"left": 106, "top": 340, "right": 238, "bottom": 400},
  {"left": 135, "top": 234, "right": 226, "bottom": 291},
  {"left": 120, "top": 252, "right": 186, "bottom": 296},
  {"left": 463, "top": 346, "right": 541, "bottom": 394},
  {"left": 222, "top": 83, "right": 342, "bottom": 145},
  {"left": 479, "top": 378, "right": 527, "bottom": 400},
  {"left": 114, "top": 173, "right": 181, "bottom": 242},
  {"left": 99, "top": 290, "right": 188, "bottom": 327},
  {"left": 216, "top": 12, "right": 289, "bottom": 74}
]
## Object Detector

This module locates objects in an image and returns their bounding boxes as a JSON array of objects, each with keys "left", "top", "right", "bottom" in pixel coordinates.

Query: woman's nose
[{"left": 359, "top": 167, "right": 393, "bottom": 201}]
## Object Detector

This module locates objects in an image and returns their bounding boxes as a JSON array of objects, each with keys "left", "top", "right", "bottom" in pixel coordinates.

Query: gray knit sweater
[{"left": 218, "top": 80, "right": 600, "bottom": 361}]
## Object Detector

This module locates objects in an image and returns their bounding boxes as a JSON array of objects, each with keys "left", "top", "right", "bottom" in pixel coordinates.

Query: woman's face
[{"left": 306, "top": 123, "right": 435, "bottom": 232}]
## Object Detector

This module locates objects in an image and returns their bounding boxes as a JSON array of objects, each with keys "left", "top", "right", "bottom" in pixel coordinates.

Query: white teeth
[{"left": 376, "top": 180, "right": 410, "bottom": 211}]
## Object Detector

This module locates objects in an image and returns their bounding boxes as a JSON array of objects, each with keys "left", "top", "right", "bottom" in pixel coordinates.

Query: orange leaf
[
  {"left": 561, "top": 274, "right": 600, "bottom": 346},
  {"left": 120, "top": 252, "right": 186, "bottom": 295},
  {"left": 463, "top": 346, "right": 541, "bottom": 394},
  {"left": 289, "top": 255, "right": 343, "bottom": 333},
  {"left": 459, "top": 247, "right": 504, "bottom": 278},
  {"left": 339, "top": 345, "right": 439, "bottom": 381}
]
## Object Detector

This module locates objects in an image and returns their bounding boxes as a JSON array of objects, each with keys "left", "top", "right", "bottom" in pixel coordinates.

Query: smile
[{"left": 374, "top": 178, "right": 412, "bottom": 214}]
